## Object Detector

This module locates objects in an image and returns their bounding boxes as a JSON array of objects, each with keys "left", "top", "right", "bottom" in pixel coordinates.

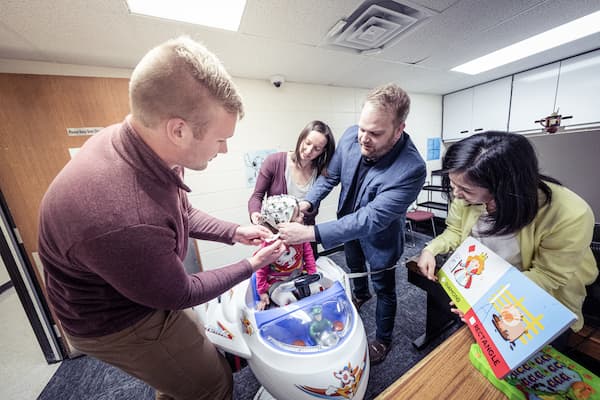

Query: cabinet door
[
  {"left": 471, "top": 77, "right": 512, "bottom": 133},
  {"left": 509, "top": 62, "right": 560, "bottom": 133},
  {"left": 555, "top": 50, "right": 600, "bottom": 127},
  {"left": 442, "top": 88, "right": 473, "bottom": 141}
]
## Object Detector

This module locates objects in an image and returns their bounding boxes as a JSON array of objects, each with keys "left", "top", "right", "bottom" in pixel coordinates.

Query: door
[
  {"left": 0, "top": 73, "right": 130, "bottom": 357},
  {"left": 1, "top": 189, "right": 64, "bottom": 362}
]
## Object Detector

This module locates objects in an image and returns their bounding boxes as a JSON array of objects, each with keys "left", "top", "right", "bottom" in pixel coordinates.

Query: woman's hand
[
  {"left": 247, "top": 239, "right": 286, "bottom": 271},
  {"left": 417, "top": 249, "right": 438, "bottom": 281},
  {"left": 250, "top": 212, "right": 263, "bottom": 225},
  {"left": 450, "top": 301, "right": 465, "bottom": 323},
  {"left": 298, "top": 200, "right": 312, "bottom": 213},
  {"left": 233, "top": 225, "right": 271, "bottom": 245}
]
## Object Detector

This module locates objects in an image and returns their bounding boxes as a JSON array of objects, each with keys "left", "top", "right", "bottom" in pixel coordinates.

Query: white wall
[
  {"left": 406, "top": 94, "right": 445, "bottom": 215},
  {"left": 186, "top": 78, "right": 442, "bottom": 270}
]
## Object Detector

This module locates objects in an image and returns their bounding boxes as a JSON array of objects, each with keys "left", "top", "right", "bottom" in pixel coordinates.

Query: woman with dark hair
[
  {"left": 248, "top": 120, "right": 335, "bottom": 243},
  {"left": 417, "top": 131, "right": 597, "bottom": 334}
]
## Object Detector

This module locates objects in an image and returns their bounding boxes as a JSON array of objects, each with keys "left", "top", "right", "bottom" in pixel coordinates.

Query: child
[{"left": 255, "top": 195, "right": 317, "bottom": 310}]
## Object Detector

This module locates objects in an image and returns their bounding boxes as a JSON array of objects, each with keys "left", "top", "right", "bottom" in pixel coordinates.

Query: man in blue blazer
[{"left": 279, "top": 84, "right": 426, "bottom": 365}]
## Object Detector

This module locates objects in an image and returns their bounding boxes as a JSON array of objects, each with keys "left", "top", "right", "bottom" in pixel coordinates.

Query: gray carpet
[{"left": 39, "top": 231, "right": 459, "bottom": 400}]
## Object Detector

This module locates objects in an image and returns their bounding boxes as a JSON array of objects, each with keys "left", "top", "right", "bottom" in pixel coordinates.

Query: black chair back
[{"left": 583, "top": 223, "right": 600, "bottom": 327}]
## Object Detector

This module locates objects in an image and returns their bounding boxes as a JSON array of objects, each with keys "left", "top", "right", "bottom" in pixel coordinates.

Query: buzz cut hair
[{"left": 129, "top": 36, "right": 244, "bottom": 137}]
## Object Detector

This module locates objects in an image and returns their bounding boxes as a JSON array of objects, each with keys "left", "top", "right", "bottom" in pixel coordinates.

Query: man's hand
[
  {"left": 233, "top": 225, "right": 272, "bottom": 245},
  {"left": 277, "top": 222, "right": 315, "bottom": 245},
  {"left": 417, "top": 249, "right": 437, "bottom": 281},
  {"left": 248, "top": 239, "right": 286, "bottom": 271}
]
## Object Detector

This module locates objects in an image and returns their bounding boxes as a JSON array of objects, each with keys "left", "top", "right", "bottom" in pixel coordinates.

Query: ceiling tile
[{"left": 0, "top": 0, "right": 599, "bottom": 94}]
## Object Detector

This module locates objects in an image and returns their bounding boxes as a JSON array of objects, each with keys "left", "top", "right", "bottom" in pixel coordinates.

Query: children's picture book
[
  {"left": 437, "top": 236, "right": 577, "bottom": 379},
  {"left": 469, "top": 343, "right": 599, "bottom": 399}
]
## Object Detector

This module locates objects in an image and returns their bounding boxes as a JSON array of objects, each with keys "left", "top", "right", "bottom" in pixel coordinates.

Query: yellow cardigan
[{"left": 425, "top": 182, "right": 597, "bottom": 332}]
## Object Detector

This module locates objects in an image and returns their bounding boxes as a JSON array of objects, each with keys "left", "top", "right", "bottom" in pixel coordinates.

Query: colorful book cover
[
  {"left": 469, "top": 343, "right": 600, "bottom": 399},
  {"left": 437, "top": 236, "right": 577, "bottom": 379}
]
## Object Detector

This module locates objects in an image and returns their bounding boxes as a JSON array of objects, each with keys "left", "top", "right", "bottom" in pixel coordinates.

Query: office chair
[
  {"left": 405, "top": 219, "right": 415, "bottom": 247},
  {"left": 582, "top": 223, "right": 600, "bottom": 328},
  {"left": 406, "top": 209, "right": 437, "bottom": 243},
  {"left": 565, "top": 223, "right": 600, "bottom": 363}
]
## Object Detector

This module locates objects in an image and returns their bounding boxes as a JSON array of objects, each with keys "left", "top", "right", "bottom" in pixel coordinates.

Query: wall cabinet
[
  {"left": 444, "top": 49, "right": 600, "bottom": 140},
  {"left": 555, "top": 50, "right": 600, "bottom": 128},
  {"left": 509, "top": 62, "right": 560, "bottom": 132},
  {"left": 442, "top": 88, "right": 472, "bottom": 141},
  {"left": 442, "top": 77, "right": 511, "bottom": 141},
  {"left": 472, "top": 77, "right": 512, "bottom": 133}
]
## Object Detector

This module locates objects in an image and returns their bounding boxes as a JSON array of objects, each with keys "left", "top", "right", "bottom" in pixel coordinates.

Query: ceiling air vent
[{"left": 324, "top": 0, "right": 435, "bottom": 53}]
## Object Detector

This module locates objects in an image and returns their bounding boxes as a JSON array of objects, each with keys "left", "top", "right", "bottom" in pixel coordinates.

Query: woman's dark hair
[
  {"left": 441, "top": 131, "right": 560, "bottom": 236},
  {"left": 292, "top": 120, "right": 335, "bottom": 174}
]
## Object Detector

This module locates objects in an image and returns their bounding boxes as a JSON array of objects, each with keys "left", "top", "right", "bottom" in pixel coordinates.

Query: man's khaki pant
[{"left": 66, "top": 308, "right": 232, "bottom": 400}]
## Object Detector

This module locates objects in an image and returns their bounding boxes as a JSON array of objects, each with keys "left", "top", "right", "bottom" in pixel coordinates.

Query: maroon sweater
[{"left": 38, "top": 120, "right": 252, "bottom": 337}]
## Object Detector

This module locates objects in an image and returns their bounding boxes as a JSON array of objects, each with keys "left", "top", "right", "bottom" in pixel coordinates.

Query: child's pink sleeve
[
  {"left": 255, "top": 265, "right": 270, "bottom": 294},
  {"left": 302, "top": 242, "right": 317, "bottom": 274}
]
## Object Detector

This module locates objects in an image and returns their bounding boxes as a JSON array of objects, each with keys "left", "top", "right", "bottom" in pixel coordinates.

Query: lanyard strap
[{"left": 345, "top": 264, "right": 399, "bottom": 279}]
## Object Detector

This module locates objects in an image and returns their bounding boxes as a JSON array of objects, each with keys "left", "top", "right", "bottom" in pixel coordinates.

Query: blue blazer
[{"left": 306, "top": 125, "right": 426, "bottom": 270}]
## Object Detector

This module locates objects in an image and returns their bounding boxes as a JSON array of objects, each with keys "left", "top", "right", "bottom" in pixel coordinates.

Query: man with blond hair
[
  {"left": 279, "top": 84, "right": 426, "bottom": 365},
  {"left": 39, "top": 36, "right": 285, "bottom": 399}
]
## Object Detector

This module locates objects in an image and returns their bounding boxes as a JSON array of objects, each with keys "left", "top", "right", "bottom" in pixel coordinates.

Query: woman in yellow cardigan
[{"left": 417, "top": 131, "right": 597, "bottom": 334}]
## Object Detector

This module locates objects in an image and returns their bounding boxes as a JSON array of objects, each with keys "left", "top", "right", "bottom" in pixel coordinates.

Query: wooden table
[{"left": 376, "top": 326, "right": 506, "bottom": 399}]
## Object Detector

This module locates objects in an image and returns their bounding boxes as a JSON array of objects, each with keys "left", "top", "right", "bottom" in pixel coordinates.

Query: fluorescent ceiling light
[
  {"left": 126, "top": 0, "right": 247, "bottom": 32},
  {"left": 452, "top": 10, "right": 600, "bottom": 75}
]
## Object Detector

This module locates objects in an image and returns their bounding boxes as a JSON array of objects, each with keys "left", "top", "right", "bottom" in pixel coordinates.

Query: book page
[
  {"left": 438, "top": 236, "right": 511, "bottom": 313},
  {"left": 436, "top": 236, "right": 577, "bottom": 379}
]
